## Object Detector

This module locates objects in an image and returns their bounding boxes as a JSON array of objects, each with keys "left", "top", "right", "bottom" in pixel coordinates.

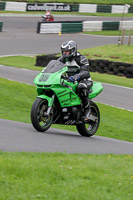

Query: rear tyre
[
  {"left": 76, "top": 101, "right": 100, "bottom": 137},
  {"left": 31, "top": 98, "right": 53, "bottom": 132}
]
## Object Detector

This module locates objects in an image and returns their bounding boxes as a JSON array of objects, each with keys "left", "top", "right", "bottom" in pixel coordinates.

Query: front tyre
[
  {"left": 76, "top": 101, "right": 100, "bottom": 137},
  {"left": 31, "top": 98, "right": 53, "bottom": 132}
]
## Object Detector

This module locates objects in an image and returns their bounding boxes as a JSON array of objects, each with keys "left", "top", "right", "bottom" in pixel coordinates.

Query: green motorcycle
[{"left": 31, "top": 60, "right": 103, "bottom": 137}]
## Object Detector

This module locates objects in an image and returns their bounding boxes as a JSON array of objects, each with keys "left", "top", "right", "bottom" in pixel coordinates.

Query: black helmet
[{"left": 61, "top": 40, "right": 77, "bottom": 60}]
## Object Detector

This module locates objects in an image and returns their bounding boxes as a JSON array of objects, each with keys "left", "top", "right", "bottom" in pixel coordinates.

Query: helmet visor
[{"left": 62, "top": 50, "right": 71, "bottom": 55}]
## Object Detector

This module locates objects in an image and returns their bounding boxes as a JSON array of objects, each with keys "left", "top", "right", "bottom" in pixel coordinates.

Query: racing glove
[{"left": 69, "top": 74, "right": 80, "bottom": 82}]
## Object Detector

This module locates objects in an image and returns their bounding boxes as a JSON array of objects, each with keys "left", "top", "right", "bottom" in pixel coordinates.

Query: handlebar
[
  {"left": 61, "top": 75, "right": 72, "bottom": 82},
  {"left": 61, "top": 75, "right": 69, "bottom": 80},
  {"left": 61, "top": 75, "right": 76, "bottom": 84}
]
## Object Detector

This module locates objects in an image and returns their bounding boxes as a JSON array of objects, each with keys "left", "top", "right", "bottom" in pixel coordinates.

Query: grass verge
[
  {"left": 0, "top": 152, "right": 133, "bottom": 200},
  {"left": 0, "top": 56, "right": 43, "bottom": 71},
  {"left": 80, "top": 44, "right": 133, "bottom": 64},
  {"left": 1, "top": 0, "right": 133, "bottom": 5},
  {"left": 90, "top": 72, "right": 133, "bottom": 88},
  {"left": 83, "top": 30, "right": 133, "bottom": 36},
  {"left": 0, "top": 77, "right": 133, "bottom": 142}
]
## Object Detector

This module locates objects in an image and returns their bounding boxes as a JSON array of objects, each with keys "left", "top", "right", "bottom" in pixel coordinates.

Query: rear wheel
[
  {"left": 31, "top": 98, "right": 53, "bottom": 132},
  {"left": 76, "top": 101, "right": 100, "bottom": 137}
]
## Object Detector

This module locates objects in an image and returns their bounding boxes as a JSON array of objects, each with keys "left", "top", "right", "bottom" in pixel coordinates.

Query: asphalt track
[
  {"left": 0, "top": 15, "right": 133, "bottom": 153},
  {"left": 0, "top": 15, "right": 130, "bottom": 56},
  {"left": 1, "top": 119, "right": 133, "bottom": 154}
]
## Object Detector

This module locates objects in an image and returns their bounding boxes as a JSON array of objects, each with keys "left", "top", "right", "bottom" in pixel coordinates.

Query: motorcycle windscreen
[{"left": 42, "top": 60, "right": 65, "bottom": 73}]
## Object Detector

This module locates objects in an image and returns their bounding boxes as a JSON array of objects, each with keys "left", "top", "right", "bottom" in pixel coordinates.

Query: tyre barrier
[
  {"left": 0, "top": 2, "right": 133, "bottom": 14},
  {"left": 89, "top": 59, "right": 133, "bottom": 78},
  {"left": 83, "top": 20, "right": 133, "bottom": 31},
  {"left": 37, "top": 20, "right": 133, "bottom": 34},
  {"left": 35, "top": 54, "right": 58, "bottom": 67},
  {"left": 35, "top": 55, "right": 133, "bottom": 78},
  {"left": 37, "top": 21, "right": 83, "bottom": 34},
  {"left": 0, "top": 21, "right": 3, "bottom": 32}
]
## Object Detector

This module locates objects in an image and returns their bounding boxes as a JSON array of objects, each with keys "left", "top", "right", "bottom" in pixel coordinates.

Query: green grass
[
  {"left": 91, "top": 72, "right": 133, "bottom": 88},
  {"left": 0, "top": 56, "right": 43, "bottom": 71},
  {"left": 1, "top": 0, "right": 133, "bottom": 5},
  {"left": 1, "top": 44, "right": 133, "bottom": 65},
  {"left": 0, "top": 152, "right": 133, "bottom": 200},
  {"left": 84, "top": 30, "right": 133, "bottom": 36},
  {"left": 0, "top": 77, "right": 133, "bottom": 142},
  {"left": 80, "top": 44, "right": 133, "bottom": 64},
  {"left": 0, "top": 77, "right": 36, "bottom": 123}
]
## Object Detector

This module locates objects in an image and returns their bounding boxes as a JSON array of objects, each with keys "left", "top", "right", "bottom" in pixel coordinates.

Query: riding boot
[{"left": 77, "top": 82, "right": 92, "bottom": 121}]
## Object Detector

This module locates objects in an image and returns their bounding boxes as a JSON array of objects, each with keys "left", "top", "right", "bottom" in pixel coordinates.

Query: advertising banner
[{"left": 27, "top": 3, "right": 71, "bottom": 12}]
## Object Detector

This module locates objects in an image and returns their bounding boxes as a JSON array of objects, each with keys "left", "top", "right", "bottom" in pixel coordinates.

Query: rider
[
  {"left": 58, "top": 40, "right": 93, "bottom": 121},
  {"left": 45, "top": 10, "right": 51, "bottom": 19},
  {"left": 42, "top": 10, "right": 54, "bottom": 21}
]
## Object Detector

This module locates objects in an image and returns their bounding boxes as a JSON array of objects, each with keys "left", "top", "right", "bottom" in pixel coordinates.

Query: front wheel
[
  {"left": 76, "top": 101, "right": 100, "bottom": 137},
  {"left": 31, "top": 98, "right": 53, "bottom": 132}
]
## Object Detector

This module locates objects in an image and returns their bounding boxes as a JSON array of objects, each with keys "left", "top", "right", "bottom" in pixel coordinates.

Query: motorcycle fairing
[
  {"left": 37, "top": 95, "right": 54, "bottom": 107},
  {"left": 37, "top": 83, "right": 81, "bottom": 107},
  {"left": 34, "top": 60, "right": 103, "bottom": 107},
  {"left": 89, "top": 82, "right": 103, "bottom": 99}
]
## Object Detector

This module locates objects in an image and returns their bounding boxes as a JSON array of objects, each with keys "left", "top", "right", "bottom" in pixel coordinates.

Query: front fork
[{"left": 46, "top": 94, "right": 55, "bottom": 116}]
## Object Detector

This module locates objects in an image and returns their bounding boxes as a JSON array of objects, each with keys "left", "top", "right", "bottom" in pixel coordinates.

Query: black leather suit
[{"left": 58, "top": 52, "right": 93, "bottom": 108}]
